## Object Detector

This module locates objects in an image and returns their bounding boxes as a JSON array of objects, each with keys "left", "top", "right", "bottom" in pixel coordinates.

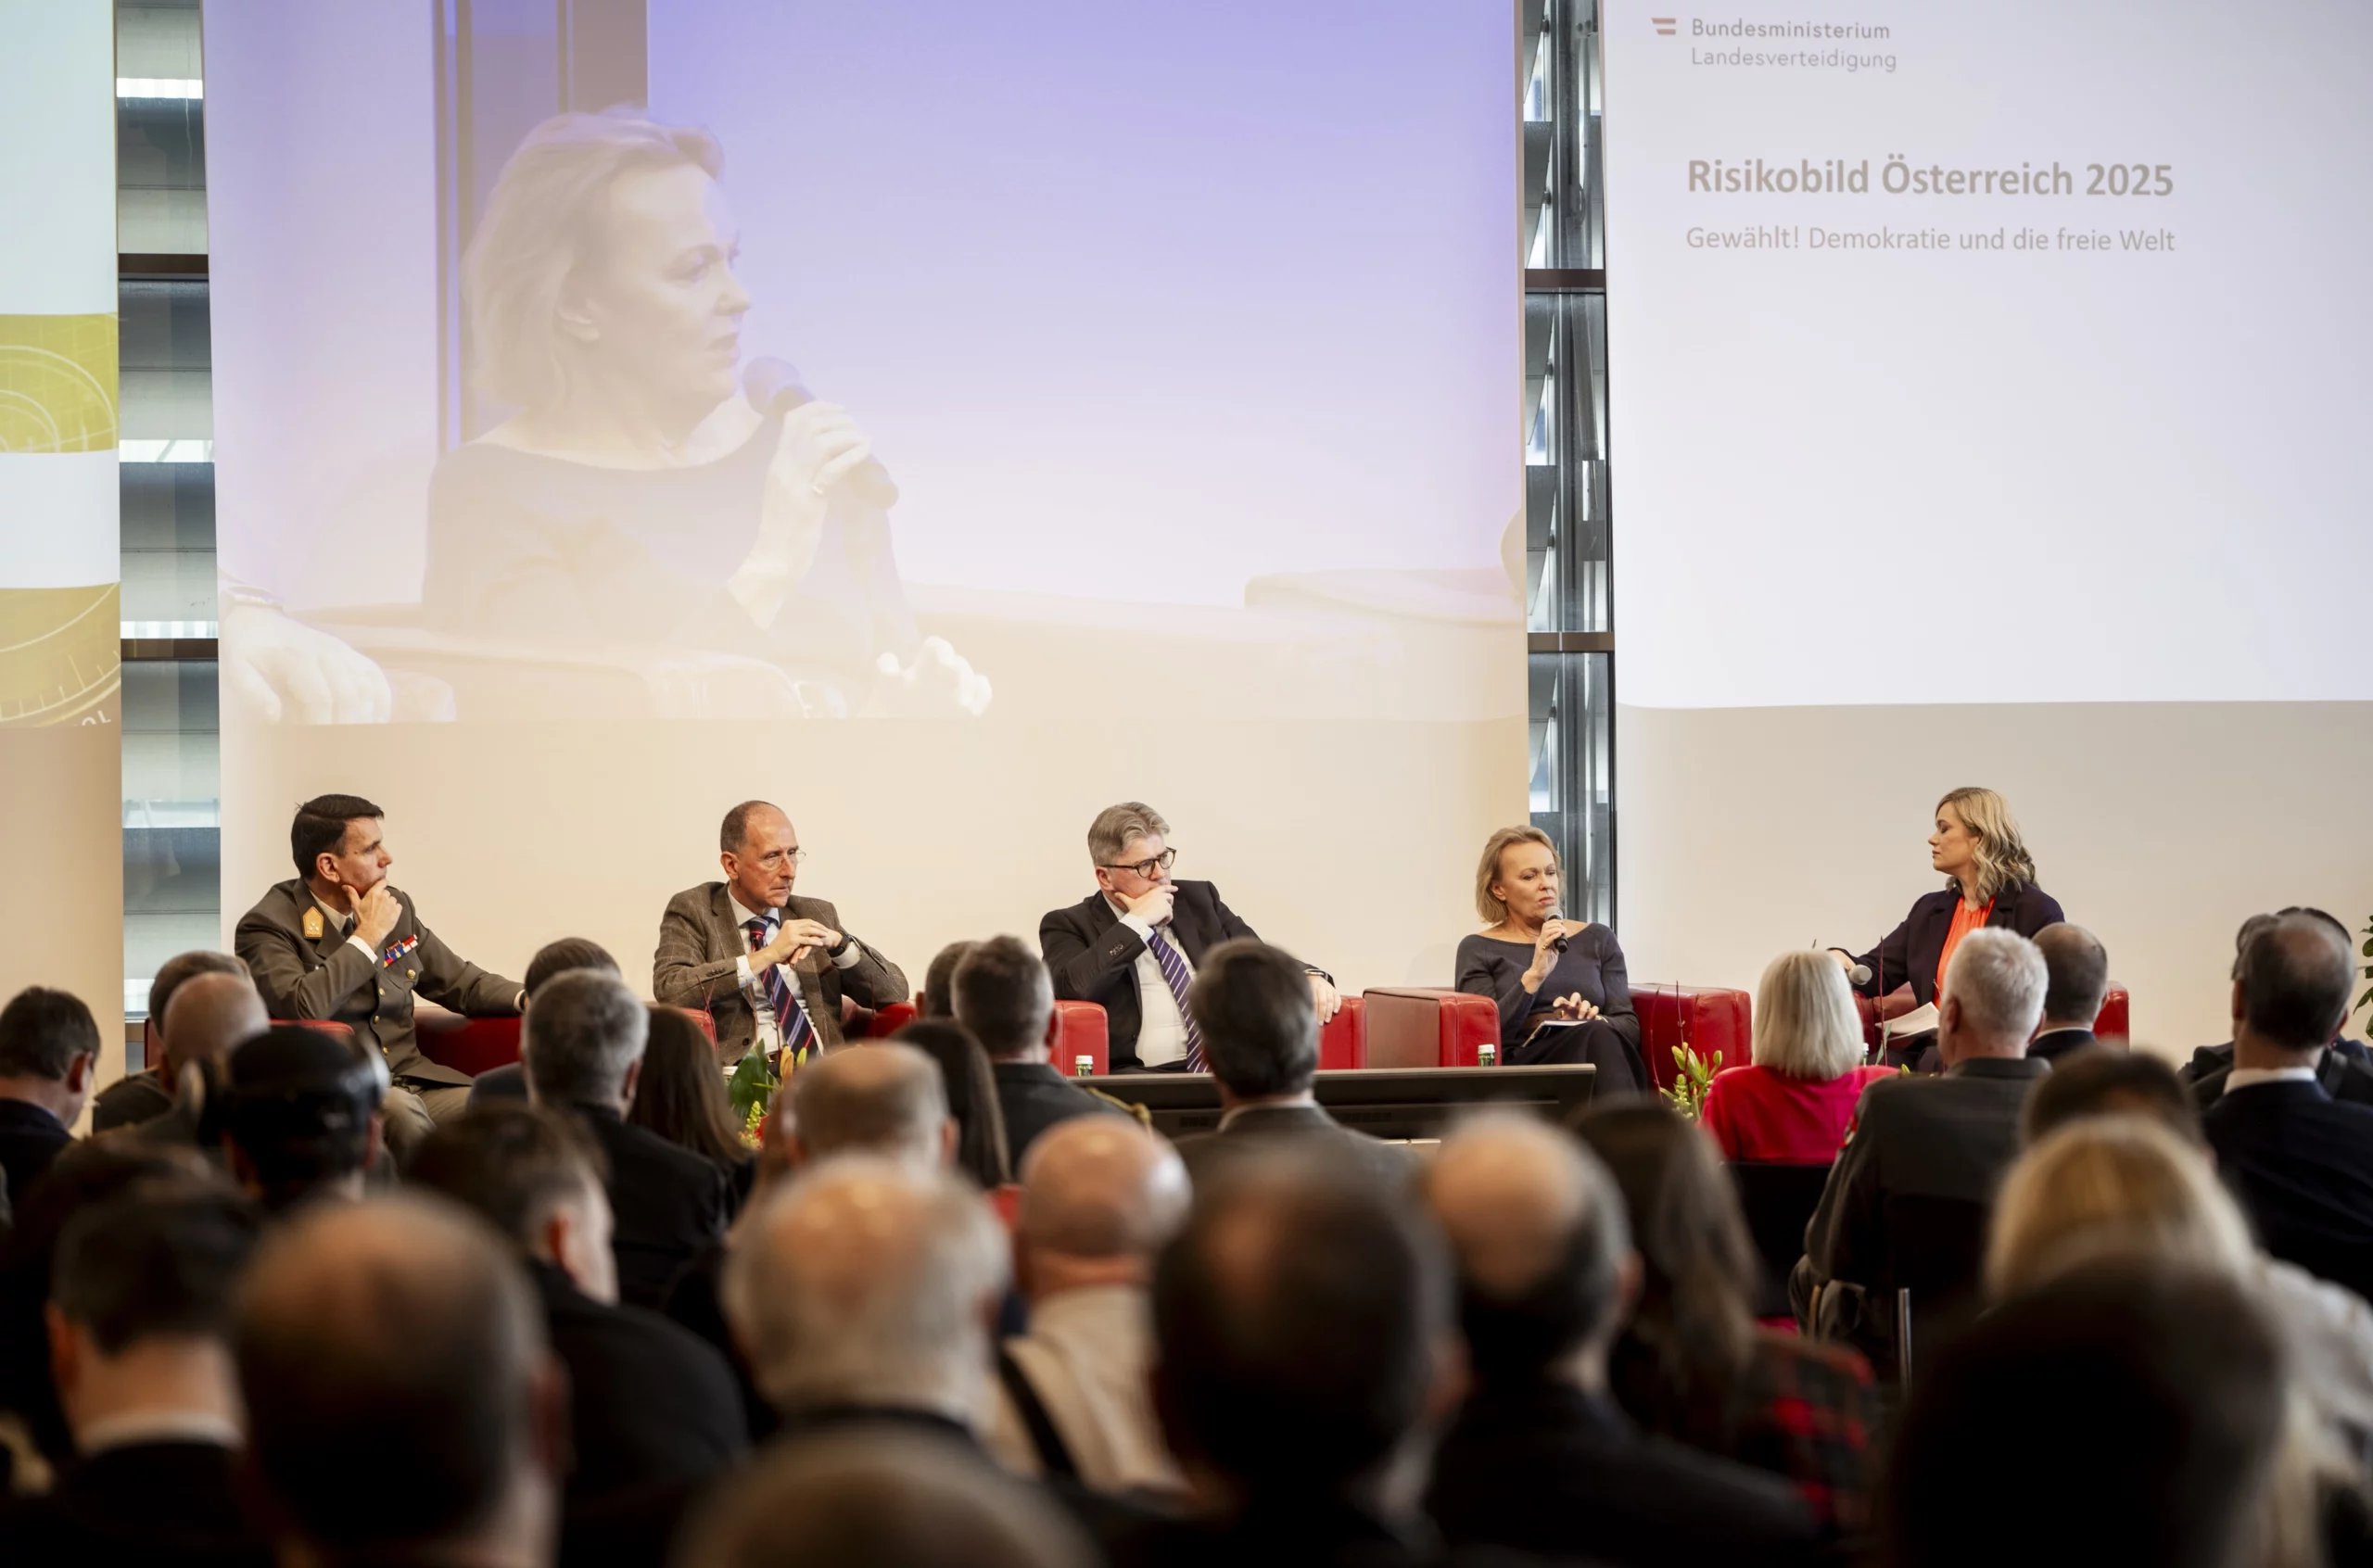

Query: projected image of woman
[{"left": 423, "top": 109, "right": 987, "bottom": 715}]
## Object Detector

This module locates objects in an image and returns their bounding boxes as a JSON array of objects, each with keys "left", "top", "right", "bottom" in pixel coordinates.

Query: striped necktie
[
  {"left": 1145, "top": 926, "right": 1207, "bottom": 1072},
  {"left": 744, "top": 917, "right": 817, "bottom": 1065}
]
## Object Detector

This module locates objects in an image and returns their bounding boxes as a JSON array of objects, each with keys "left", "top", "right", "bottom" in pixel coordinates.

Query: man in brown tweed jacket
[{"left": 653, "top": 800, "right": 907, "bottom": 1064}]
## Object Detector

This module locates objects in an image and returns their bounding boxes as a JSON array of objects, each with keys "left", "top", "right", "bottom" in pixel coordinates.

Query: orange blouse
[{"left": 1935, "top": 896, "right": 1996, "bottom": 998}]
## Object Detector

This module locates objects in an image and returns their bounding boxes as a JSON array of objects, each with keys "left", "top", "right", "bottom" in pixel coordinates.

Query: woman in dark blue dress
[{"left": 1454, "top": 826, "right": 1647, "bottom": 1091}]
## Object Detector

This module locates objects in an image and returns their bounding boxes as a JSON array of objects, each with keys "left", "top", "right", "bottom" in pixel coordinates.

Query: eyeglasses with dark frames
[{"left": 1100, "top": 847, "right": 1178, "bottom": 880}]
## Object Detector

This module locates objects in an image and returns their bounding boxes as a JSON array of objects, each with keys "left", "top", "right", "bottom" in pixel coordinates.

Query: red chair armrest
[
  {"left": 1319, "top": 995, "right": 1367, "bottom": 1070},
  {"left": 867, "top": 1001, "right": 919, "bottom": 1039},
  {"left": 1363, "top": 989, "right": 1500, "bottom": 1068},
  {"left": 413, "top": 1011, "right": 523, "bottom": 1078},
  {"left": 1633, "top": 985, "right": 1753, "bottom": 1091},
  {"left": 1054, "top": 1001, "right": 1110, "bottom": 1076}
]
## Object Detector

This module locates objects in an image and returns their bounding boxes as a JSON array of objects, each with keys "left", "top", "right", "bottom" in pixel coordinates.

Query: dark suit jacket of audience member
[
  {"left": 1802, "top": 1057, "right": 2049, "bottom": 1291},
  {"left": 1108, "top": 1492, "right": 1508, "bottom": 1568},
  {"left": 0, "top": 1438, "right": 271, "bottom": 1568},
  {"left": 0, "top": 1100, "right": 71, "bottom": 1211},
  {"left": 91, "top": 1069, "right": 173, "bottom": 1132},
  {"left": 1174, "top": 1103, "right": 1409, "bottom": 1192},
  {"left": 1039, "top": 881, "right": 1259, "bottom": 1070},
  {"left": 661, "top": 1243, "right": 775, "bottom": 1445},
  {"left": 2184, "top": 1039, "right": 2373, "bottom": 1110},
  {"left": 993, "top": 1060, "right": 1125, "bottom": 1164},
  {"left": 2025, "top": 1027, "right": 2098, "bottom": 1066},
  {"left": 1846, "top": 881, "right": 2065, "bottom": 1009},
  {"left": 569, "top": 1105, "right": 731, "bottom": 1310},
  {"left": 1427, "top": 1378, "right": 1818, "bottom": 1568},
  {"left": 2203, "top": 1081, "right": 2373, "bottom": 1304},
  {"left": 534, "top": 1259, "right": 747, "bottom": 1568}
]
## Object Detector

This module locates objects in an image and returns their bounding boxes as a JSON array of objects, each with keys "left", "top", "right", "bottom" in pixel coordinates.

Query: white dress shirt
[
  {"left": 2226, "top": 1065, "right": 2321, "bottom": 1094},
  {"left": 314, "top": 892, "right": 375, "bottom": 961},
  {"left": 985, "top": 1284, "right": 1184, "bottom": 1495},
  {"left": 1110, "top": 897, "right": 1191, "bottom": 1068},
  {"left": 728, "top": 891, "right": 865, "bottom": 1053}
]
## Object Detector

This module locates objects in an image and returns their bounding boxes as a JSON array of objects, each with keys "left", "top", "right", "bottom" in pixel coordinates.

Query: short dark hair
[
  {"left": 2034, "top": 923, "right": 2110, "bottom": 1027},
  {"left": 147, "top": 950, "right": 249, "bottom": 1028},
  {"left": 290, "top": 793, "right": 383, "bottom": 878},
  {"left": 1879, "top": 1259, "right": 2283, "bottom": 1568},
  {"left": 235, "top": 1196, "right": 547, "bottom": 1554},
  {"left": 922, "top": 942, "right": 974, "bottom": 1019},
  {"left": 52, "top": 1182, "right": 262, "bottom": 1354},
  {"left": 0, "top": 987, "right": 100, "bottom": 1081},
  {"left": 951, "top": 936, "right": 1053, "bottom": 1060},
  {"left": 407, "top": 1105, "right": 608, "bottom": 1248},
  {"left": 719, "top": 799, "right": 780, "bottom": 854},
  {"left": 2021, "top": 1046, "right": 2202, "bottom": 1147},
  {"left": 2237, "top": 910, "right": 2354, "bottom": 1051},
  {"left": 1152, "top": 1144, "right": 1449, "bottom": 1492},
  {"left": 1186, "top": 940, "right": 1317, "bottom": 1098},
  {"left": 219, "top": 1025, "right": 385, "bottom": 1208},
  {"left": 524, "top": 937, "right": 618, "bottom": 999}
]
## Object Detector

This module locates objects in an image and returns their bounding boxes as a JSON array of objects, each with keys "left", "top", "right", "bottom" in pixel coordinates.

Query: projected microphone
[{"left": 743, "top": 356, "right": 898, "bottom": 508}]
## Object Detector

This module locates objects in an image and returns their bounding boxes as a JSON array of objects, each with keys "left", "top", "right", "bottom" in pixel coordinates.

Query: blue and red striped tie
[
  {"left": 744, "top": 917, "right": 817, "bottom": 1065},
  {"left": 1146, "top": 926, "right": 1207, "bottom": 1072}
]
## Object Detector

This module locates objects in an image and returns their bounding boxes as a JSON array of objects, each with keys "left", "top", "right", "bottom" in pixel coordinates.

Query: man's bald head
[
  {"left": 788, "top": 1043, "right": 953, "bottom": 1170},
  {"left": 159, "top": 970, "right": 268, "bottom": 1078},
  {"left": 1016, "top": 1119, "right": 1187, "bottom": 1289},
  {"left": 1423, "top": 1115, "right": 1631, "bottom": 1385},
  {"left": 724, "top": 1157, "right": 1008, "bottom": 1420},
  {"left": 235, "top": 1196, "right": 556, "bottom": 1559}
]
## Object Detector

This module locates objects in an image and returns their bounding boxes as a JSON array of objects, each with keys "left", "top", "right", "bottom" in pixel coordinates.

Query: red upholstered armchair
[
  {"left": 1363, "top": 988, "right": 1501, "bottom": 1068},
  {"left": 865, "top": 995, "right": 1361, "bottom": 1074},
  {"left": 414, "top": 1008, "right": 524, "bottom": 1078},
  {"left": 1635, "top": 984, "right": 1754, "bottom": 1093},
  {"left": 1855, "top": 984, "right": 2132, "bottom": 1053}
]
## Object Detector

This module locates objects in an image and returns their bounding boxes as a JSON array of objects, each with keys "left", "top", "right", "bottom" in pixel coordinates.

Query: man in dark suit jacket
[
  {"left": 652, "top": 800, "right": 907, "bottom": 1066},
  {"left": 6, "top": 1182, "right": 271, "bottom": 1568},
  {"left": 524, "top": 970, "right": 730, "bottom": 1309},
  {"left": 1424, "top": 1118, "right": 1817, "bottom": 1567},
  {"left": 954, "top": 936, "right": 1126, "bottom": 1162},
  {"left": 0, "top": 986, "right": 99, "bottom": 1208},
  {"left": 1038, "top": 802, "right": 1339, "bottom": 1071},
  {"left": 2026, "top": 922, "right": 2110, "bottom": 1065},
  {"left": 235, "top": 793, "right": 524, "bottom": 1157},
  {"left": 1172, "top": 940, "right": 1406, "bottom": 1189},
  {"left": 1794, "top": 929, "right": 2053, "bottom": 1366},
  {"left": 93, "top": 950, "right": 248, "bottom": 1132},
  {"left": 2182, "top": 908, "right": 2373, "bottom": 1110},
  {"left": 408, "top": 1105, "right": 748, "bottom": 1567},
  {"left": 2202, "top": 911, "right": 2373, "bottom": 1303}
]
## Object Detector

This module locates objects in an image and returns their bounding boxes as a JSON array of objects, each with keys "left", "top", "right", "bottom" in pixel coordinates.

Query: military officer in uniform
[{"left": 235, "top": 793, "right": 525, "bottom": 1157}]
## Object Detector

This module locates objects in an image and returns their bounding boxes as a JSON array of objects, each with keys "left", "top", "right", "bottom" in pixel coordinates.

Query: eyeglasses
[
  {"left": 1100, "top": 847, "right": 1177, "bottom": 879},
  {"left": 757, "top": 848, "right": 806, "bottom": 866}
]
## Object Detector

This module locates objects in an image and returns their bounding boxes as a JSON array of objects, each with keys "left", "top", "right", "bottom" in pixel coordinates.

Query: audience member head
[
  {"left": 724, "top": 1157, "right": 1008, "bottom": 1422},
  {"left": 1154, "top": 1144, "right": 1455, "bottom": 1506},
  {"left": 892, "top": 1018, "right": 1012, "bottom": 1188},
  {"left": 218, "top": 1025, "right": 386, "bottom": 1212},
  {"left": 47, "top": 1181, "right": 261, "bottom": 1442},
  {"left": 1427, "top": 1114, "right": 1634, "bottom": 1394},
  {"left": 1880, "top": 1259, "right": 2283, "bottom": 1568},
  {"left": 1015, "top": 1117, "right": 1188, "bottom": 1304},
  {"left": 1569, "top": 1100, "right": 1759, "bottom": 1402},
  {"left": 1930, "top": 785, "right": 2037, "bottom": 903},
  {"left": 1186, "top": 940, "right": 1319, "bottom": 1103},
  {"left": 2033, "top": 922, "right": 2111, "bottom": 1032},
  {"left": 524, "top": 967, "right": 649, "bottom": 1112},
  {"left": 290, "top": 792, "right": 390, "bottom": 898},
  {"left": 628, "top": 1005, "right": 745, "bottom": 1167},
  {"left": 408, "top": 1105, "right": 617, "bottom": 1304},
  {"left": 235, "top": 1196, "right": 565, "bottom": 1568},
  {"left": 2021, "top": 1046, "right": 2200, "bottom": 1147},
  {"left": 0, "top": 985, "right": 101, "bottom": 1123},
  {"left": 922, "top": 941, "right": 975, "bottom": 1019},
  {"left": 674, "top": 1428, "right": 1098, "bottom": 1568},
  {"left": 524, "top": 936, "right": 619, "bottom": 999},
  {"left": 1987, "top": 1117, "right": 2252, "bottom": 1303},
  {"left": 1936, "top": 928, "right": 2048, "bottom": 1064},
  {"left": 1751, "top": 949, "right": 1866, "bottom": 1081},
  {"left": 159, "top": 970, "right": 268, "bottom": 1085},
  {"left": 718, "top": 799, "right": 802, "bottom": 914},
  {"left": 2232, "top": 910, "right": 2354, "bottom": 1066},
  {"left": 783, "top": 1043, "right": 955, "bottom": 1171},
  {"left": 145, "top": 949, "right": 249, "bottom": 1064},
  {"left": 952, "top": 936, "right": 1056, "bottom": 1063}
]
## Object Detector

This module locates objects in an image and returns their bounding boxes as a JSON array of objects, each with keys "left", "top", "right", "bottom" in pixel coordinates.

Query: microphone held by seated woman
[{"left": 1454, "top": 827, "right": 1648, "bottom": 1091}]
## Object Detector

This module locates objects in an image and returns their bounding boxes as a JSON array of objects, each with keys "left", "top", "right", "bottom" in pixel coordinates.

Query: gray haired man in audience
[
  {"left": 93, "top": 950, "right": 250, "bottom": 1132},
  {"left": 1791, "top": 926, "right": 2051, "bottom": 1367},
  {"left": 985, "top": 1116, "right": 1189, "bottom": 1495},
  {"left": 724, "top": 1157, "right": 1009, "bottom": 1440},
  {"left": 777, "top": 1042, "right": 957, "bottom": 1174}
]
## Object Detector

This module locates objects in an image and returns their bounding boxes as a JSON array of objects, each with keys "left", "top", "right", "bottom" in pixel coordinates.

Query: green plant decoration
[
  {"left": 1662, "top": 1043, "right": 1721, "bottom": 1120},
  {"left": 728, "top": 1048, "right": 780, "bottom": 1146}
]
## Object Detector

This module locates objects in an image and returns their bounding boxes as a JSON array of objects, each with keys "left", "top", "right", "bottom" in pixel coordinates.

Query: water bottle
[
  {"left": 1074, "top": 1055, "right": 1095, "bottom": 1079},
  {"left": 1478, "top": 1042, "right": 1498, "bottom": 1069}
]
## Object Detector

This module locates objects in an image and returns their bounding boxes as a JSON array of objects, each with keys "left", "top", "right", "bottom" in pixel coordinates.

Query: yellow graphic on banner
[
  {"left": 0, "top": 313, "right": 119, "bottom": 453},
  {"left": 0, "top": 585, "right": 120, "bottom": 727}
]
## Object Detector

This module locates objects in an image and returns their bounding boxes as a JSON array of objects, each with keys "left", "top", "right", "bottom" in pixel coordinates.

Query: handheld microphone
[
  {"left": 743, "top": 356, "right": 898, "bottom": 508},
  {"left": 1546, "top": 906, "right": 1570, "bottom": 954},
  {"left": 1846, "top": 962, "right": 1872, "bottom": 986}
]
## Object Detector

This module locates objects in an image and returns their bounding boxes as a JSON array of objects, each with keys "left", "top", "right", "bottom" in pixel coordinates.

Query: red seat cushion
[{"left": 414, "top": 1012, "right": 523, "bottom": 1078}]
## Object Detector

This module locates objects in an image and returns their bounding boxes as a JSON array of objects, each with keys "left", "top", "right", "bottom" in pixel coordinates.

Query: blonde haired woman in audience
[
  {"left": 1990, "top": 1116, "right": 2373, "bottom": 1560},
  {"left": 1699, "top": 951, "right": 1893, "bottom": 1163}
]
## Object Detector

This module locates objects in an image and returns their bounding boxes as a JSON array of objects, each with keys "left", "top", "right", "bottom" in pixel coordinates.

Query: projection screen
[{"left": 205, "top": 1, "right": 1526, "bottom": 997}]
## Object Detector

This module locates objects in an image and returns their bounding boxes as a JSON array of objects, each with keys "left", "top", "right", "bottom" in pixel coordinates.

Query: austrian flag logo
[{"left": 1652, "top": 16, "right": 1678, "bottom": 34}]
